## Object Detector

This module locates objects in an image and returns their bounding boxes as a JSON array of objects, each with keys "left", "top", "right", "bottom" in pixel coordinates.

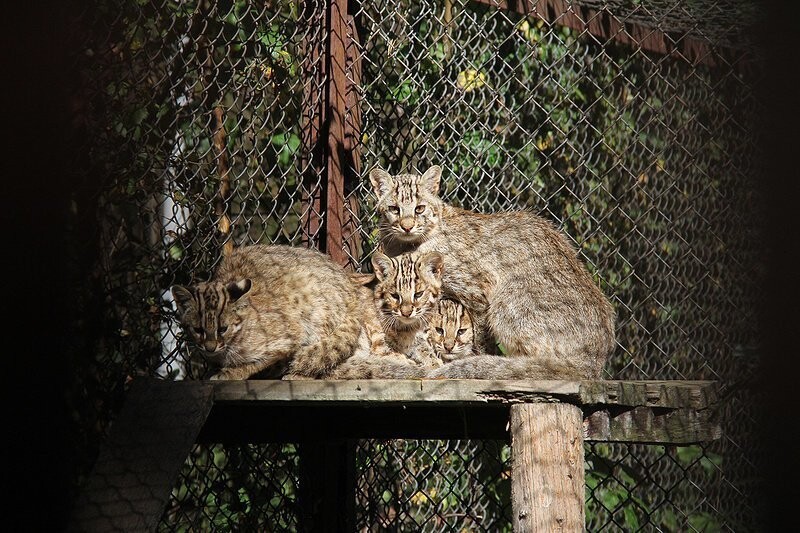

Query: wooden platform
[{"left": 70, "top": 378, "right": 721, "bottom": 532}]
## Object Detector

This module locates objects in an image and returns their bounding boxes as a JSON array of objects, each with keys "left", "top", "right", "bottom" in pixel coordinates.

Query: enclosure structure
[{"left": 66, "top": 0, "right": 763, "bottom": 530}]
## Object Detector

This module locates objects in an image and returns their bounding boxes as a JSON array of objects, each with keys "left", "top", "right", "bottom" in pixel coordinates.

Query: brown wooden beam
[
  {"left": 510, "top": 403, "right": 584, "bottom": 532},
  {"left": 325, "top": 0, "right": 349, "bottom": 266},
  {"left": 299, "top": 2, "right": 326, "bottom": 250},
  {"left": 470, "top": 0, "right": 748, "bottom": 70}
]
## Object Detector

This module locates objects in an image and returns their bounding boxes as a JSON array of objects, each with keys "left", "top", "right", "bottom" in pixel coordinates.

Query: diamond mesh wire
[{"left": 68, "top": 0, "right": 763, "bottom": 530}]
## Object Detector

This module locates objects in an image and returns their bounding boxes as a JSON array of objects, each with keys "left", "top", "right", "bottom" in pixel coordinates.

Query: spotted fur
[
  {"left": 172, "top": 244, "right": 391, "bottom": 380},
  {"left": 370, "top": 165, "right": 616, "bottom": 379},
  {"left": 427, "top": 298, "right": 476, "bottom": 362},
  {"left": 371, "top": 250, "right": 443, "bottom": 357}
]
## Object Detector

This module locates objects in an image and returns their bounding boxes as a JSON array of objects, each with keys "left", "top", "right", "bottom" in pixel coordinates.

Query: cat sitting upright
[{"left": 370, "top": 164, "right": 616, "bottom": 379}]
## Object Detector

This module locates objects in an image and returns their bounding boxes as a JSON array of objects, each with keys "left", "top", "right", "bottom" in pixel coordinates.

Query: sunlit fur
[
  {"left": 427, "top": 298, "right": 476, "bottom": 362},
  {"left": 172, "top": 244, "right": 394, "bottom": 380},
  {"left": 371, "top": 250, "right": 444, "bottom": 356},
  {"left": 370, "top": 164, "right": 617, "bottom": 379}
]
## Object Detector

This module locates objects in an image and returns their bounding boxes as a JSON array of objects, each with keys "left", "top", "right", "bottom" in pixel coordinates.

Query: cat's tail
[
  {"left": 328, "top": 352, "right": 430, "bottom": 379},
  {"left": 426, "top": 354, "right": 600, "bottom": 380}
]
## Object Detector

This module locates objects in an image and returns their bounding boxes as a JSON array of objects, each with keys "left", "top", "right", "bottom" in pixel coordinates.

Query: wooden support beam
[
  {"left": 510, "top": 403, "right": 584, "bottom": 532},
  {"left": 203, "top": 379, "right": 721, "bottom": 444},
  {"left": 325, "top": 0, "right": 349, "bottom": 266},
  {"left": 69, "top": 378, "right": 721, "bottom": 530},
  {"left": 469, "top": 0, "right": 750, "bottom": 70}
]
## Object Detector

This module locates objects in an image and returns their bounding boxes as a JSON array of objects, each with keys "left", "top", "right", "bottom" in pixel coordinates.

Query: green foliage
[{"left": 586, "top": 443, "right": 724, "bottom": 530}]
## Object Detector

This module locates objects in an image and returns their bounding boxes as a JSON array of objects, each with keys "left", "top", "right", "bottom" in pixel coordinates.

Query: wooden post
[
  {"left": 299, "top": 1, "right": 326, "bottom": 250},
  {"left": 325, "top": 0, "right": 349, "bottom": 266},
  {"left": 510, "top": 403, "right": 584, "bottom": 532}
]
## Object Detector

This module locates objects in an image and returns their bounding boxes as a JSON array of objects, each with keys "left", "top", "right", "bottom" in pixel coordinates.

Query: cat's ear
[
  {"left": 369, "top": 167, "right": 393, "bottom": 198},
  {"left": 171, "top": 285, "right": 194, "bottom": 314},
  {"left": 371, "top": 252, "right": 393, "bottom": 281},
  {"left": 226, "top": 279, "right": 252, "bottom": 302},
  {"left": 419, "top": 165, "right": 442, "bottom": 196},
  {"left": 420, "top": 251, "right": 444, "bottom": 281},
  {"left": 349, "top": 272, "right": 376, "bottom": 286}
]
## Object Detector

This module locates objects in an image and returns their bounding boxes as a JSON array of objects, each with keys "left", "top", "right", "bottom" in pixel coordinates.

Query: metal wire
[{"left": 68, "top": 0, "right": 763, "bottom": 530}]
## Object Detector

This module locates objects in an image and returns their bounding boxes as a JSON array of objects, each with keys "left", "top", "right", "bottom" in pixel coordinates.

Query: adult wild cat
[
  {"left": 172, "top": 244, "right": 390, "bottom": 380},
  {"left": 370, "top": 165, "right": 616, "bottom": 379}
]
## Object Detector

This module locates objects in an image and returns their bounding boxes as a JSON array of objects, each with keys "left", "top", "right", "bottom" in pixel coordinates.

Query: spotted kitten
[
  {"left": 370, "top": 164, "right": 616, "bottom": 379},
  {"left": 427, "top": 298, "right": 476, "bottom": 362},
  {"left": 171, "top": 244, "right": 391, "bottom": 380},
  {"left": 371, "top": 250, "right": 444, "bottom": 361}
]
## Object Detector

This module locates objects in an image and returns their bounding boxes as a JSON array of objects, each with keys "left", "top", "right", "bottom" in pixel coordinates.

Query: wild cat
[
  {"left": 371, "top": 250, "right": 443, "bottom": 359},
  {"left": 426, "top": 298, "right": 477, "bottom": 362},
  {"left": 370, "top": 164, "right": 616, "bottom": 379},
  {"left": 171, "top": 244, "right": 393, "bottom": 380},
  {"left": 331, "top": 250, "right": 446, "bottom": 378}
]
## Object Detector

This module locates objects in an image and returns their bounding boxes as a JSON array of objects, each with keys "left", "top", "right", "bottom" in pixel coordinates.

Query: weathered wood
[
  {"left": 584, "top": 406, "right": 721, "bottom": 444},
  {"left": 579, "top": 380, "right": 718, "bottom": 409},
  {"left": 211, "top": 379, "right": 716, "bottom": 408},
  {"left": 511, "top": 403, "right": 584, "bottom": 532},
  {"left": 69, "top": 379, "right": 214, "bottom": 532},
  {"left": 204, "top": 380, "right": 721, "bottom": 444},
  {"left": 468, "top": 0, "right": 749, "bottom": 70},
  {"left": 325, "top": 0, "right": 349, "bottom": 266},
  {"left": 211, "top": 379, "right": 582, "bottom": 404},
  {"left": 69, "top": 378, "right": 722, "bottom": 530}
]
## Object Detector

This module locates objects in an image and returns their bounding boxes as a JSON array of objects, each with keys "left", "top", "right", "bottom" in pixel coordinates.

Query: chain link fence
[{"left": 67, "top": 0, "right": 764, "bottom": 530}]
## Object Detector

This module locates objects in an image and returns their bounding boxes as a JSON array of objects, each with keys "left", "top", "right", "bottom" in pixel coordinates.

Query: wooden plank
[
  {"left": 210, "top": 379, "right": 716, "bottom": 409},
  {"left": 584, "top": 406, "right": 722, "bottom": 444},
  {"left": 511, "top": 403, "right": 584, "bottom": 532},
  {"left": 579, "top": 380, "right": 718, "bottom": 409},
  {"left": 211, "top": 379, "right": 582, "bottom": 405},
  {"left": 468, "top": 0, "right": 748, "bottom": 70},
  {"left": 200, "top": 380, "right": 721, "bottom": 444},
  {"left": 69, "top": 379, "right": 214, "bottom": 532}
]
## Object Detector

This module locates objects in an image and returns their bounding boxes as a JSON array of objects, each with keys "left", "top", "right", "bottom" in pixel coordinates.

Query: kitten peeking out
[{"left": 427, "top": 298, "right": 476, "bottom": 362}]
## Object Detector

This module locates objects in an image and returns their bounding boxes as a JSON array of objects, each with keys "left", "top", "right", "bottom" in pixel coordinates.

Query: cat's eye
[
  {"left": 435, "top": 327, "right": 444, "bottom": 335},
  {"left": 388, "top": 205, "right": 400, "bottom": 214},
  {"left": 218, "top": 325, "right": 228, "bottom": 334},
  {"left": 415, "top": 205, "right": 426, "bottom": 214},
  {"left": 457, "top": 329, "right": 467, "bottom": 336},
  {"left": 413, "top": 291, "right": 424, "bottom": 299},
  {"left": 388, "top": 293, "right": 400, "bottom": 302},
  {"left": 193, "top": 327, "right": 204, "bottom": 335}
]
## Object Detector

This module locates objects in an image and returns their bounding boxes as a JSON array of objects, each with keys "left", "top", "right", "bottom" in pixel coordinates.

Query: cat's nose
[
  {"left": 204, "top": 340, "right": 219, "bottom": 352},
  {"left": 400, "top": 305, "right": 413, "bottom": 317},
  {"left": 399, "top": 218, "right": 415, "bottom": 232},
  {"left": 444, "top": 341, "right": 455, "bottom": 352}
]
